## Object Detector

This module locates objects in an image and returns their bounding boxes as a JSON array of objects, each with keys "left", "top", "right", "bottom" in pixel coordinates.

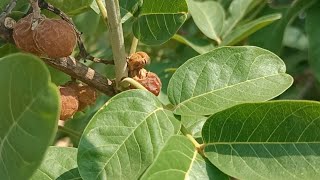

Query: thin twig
[
  {"left": 105, "top": 0, "right": 128, "bottom": 89},
  {"left": 0, "top": 0, "right": 17, "bottom": 20}
]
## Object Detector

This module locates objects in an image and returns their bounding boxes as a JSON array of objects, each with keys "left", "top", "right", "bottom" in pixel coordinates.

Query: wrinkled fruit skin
[
  {"left": 35, "top": 19, "right": 77, "bottom": 58},
  {"left": 13, "top": 14, "right": 42, "bottom": 55},
  {"left": 133, "top": 72, "right": 162, "bottom": 96},
  {"left": 77, "top": 85, "right": 97, "bottom": 111},
  {"left": 59, "top": 86, "right": 79, "bottom": 121},
  {"left": 65, "top": 82, "right": 98, "bottom": 111},
  {"left": 13, "top": 13, "right": 77, "bottom": 58},
  {"left": 128, "top": 51, "right": 150, "bottom": 73}
]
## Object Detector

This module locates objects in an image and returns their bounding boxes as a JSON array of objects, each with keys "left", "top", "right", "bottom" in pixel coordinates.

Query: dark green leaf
[
  {"left": 30, "top": 147, "right": 81, "bottom": 180},
  {"left": 203, "top": 101, "right": 320, "bottom": 180},
  {"left": 187, "top": 0, "right": 224, "bottom": 43},
  {"left": 0, "top": 44, "right": 19, "bottom": 58},
  {"left": 77, "top": 90, "right": 181, "bottom": 180},
  {"left": 221, "top": 13, "right": 281, "bottom": 46},
  {"left": 141, "top": 135, "right": 228, "bottom": 180},
  {"left": 168, "top": 46, "right": 293, "bottom": 116},
  {"left": 306, "top": 1, "right": 320, "bottom": 82},
  {"left": 133, "top": 0, "right": 188, "bottom": 45},
  {"left": 0, "top": 53, "right": 59, "bottom": 179}
]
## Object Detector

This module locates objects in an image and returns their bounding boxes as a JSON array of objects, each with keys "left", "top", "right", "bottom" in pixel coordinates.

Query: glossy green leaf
[
  {"left": 306, "top": 1, "right": 320, "bottom": 82},
  {"left": 221, "top": 0, "right": 254, "bottom": 38},
  {"left": 221, "top": 13, "right": 281, "bottom": 46},
  {"left": 141, "top": 135, "right": 228, "bottom": 180},
  {"left": 187, "top": 0, "right": 224, "bottom": 43},
  {"left": 133, "top": 0, "right": 188, "bottom": 45},
  {"left": 46, "top": 0, "right": 94, "bottom": 16},
  {"left": 77, "top": 90, "right": 181, "bottom": 180},
  {"left": 249, "top": 0, "right": 317, "bottom": 54},
  {"left": 30, "top": 147, "right": 81, "bottom": 180},
  {"left": 0, "top": 53, "right": 59, "bottom": 179},
  {"left": 168, "top": 46, "right": 293, "bottom": 116},
  {"left": 172, "top": 34, "right": 215, "bottom": 54},
  {"left": 202, "top": 101, "right": 320, "bottom": 180}
]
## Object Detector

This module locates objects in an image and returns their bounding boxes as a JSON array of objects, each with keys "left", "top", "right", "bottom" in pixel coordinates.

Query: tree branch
[
  {"left": 105, "top": 0, "right": 128, "bottom": 89},
  {"left": 42, "top": 57, "right": 116, "bottom": 96}
]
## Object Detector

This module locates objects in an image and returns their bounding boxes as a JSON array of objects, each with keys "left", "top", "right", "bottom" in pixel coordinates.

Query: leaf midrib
[
  {"left": 205, "top": 142, "right": 320, "bottom": 145},
  {"left": 174, "top": 73, "right": 289, "bottom": 109},
  {"left": 94, "top": 107, "right": 164, "bottom": 179}
]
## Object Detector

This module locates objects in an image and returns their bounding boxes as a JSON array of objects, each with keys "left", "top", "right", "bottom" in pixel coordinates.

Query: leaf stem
[
  {"left": 105, "top": 0, "right": 128, "bottom": 90},
  {"left": 95, "top": 0, "right": 108, "bottom": 24},
  {"left": 130, "top": 36, "right": 139, "bottom": 55},
  {"left": 120, "top": 77, "right": 147, "bottom": 90},
  {"left": 180, "top": 125, "right": 204, "bottom": 155},
  {"left": 58, "top": 125, "right": 81, "bottom": 139}
]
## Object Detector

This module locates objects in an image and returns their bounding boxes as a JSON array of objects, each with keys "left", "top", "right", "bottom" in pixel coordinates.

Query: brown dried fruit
[
  {"left": 133, "top": 72, "right": 162, "bottom": 96},
  {"left": 128, "top": 52, "right": 150, "bottom": 72},
  {"left": 13, "top": 13, "right": 42, "bottom": 55},
  {"left": 35, "top": 18, "right": 77, "bottom": 58},
  {"left": 59, "top": 86, "right": 79, "bottom": 121},
  {"left": 13, "top": 13, "right": 77, "bottom": 58},
  {"left": 66, "top": 82, "right": 98, "bottom": 111},
  {"left": 77, "top": 85, "right": 97, "bottom": 111}
]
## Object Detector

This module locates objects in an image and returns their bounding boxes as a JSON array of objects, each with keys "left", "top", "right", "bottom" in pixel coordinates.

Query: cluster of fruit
[
  {"left": 59, "top": 82, "right": 97, "bottom": 120},
  {"left": 128, "top": 52, "right": 162, "bottom": 96}
]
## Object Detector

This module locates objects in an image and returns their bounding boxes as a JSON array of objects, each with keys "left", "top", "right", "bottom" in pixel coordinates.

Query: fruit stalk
[
  {"left": 105, "top": 0, "right": 128, "bottom": 90},
  {"left": 130, "top": 36, "right": 139, "bottom": 55}
]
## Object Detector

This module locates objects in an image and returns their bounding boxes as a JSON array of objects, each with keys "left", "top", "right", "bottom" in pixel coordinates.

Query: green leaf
[
  {"left": 30, "top": 147, "right": 81, "bottom": 180},
  {"left": 168, "top": 46, "right": 293, "bottom": 116},
  {"left": 46, "top": 0, "right": 94, "bottom": 16},
  {"left": 221, "top": 13, "right": 282, "bottom": 46},
  {"left": 221, "top": 0, "right": 254, "bottom": 38},
  {"left": 249, "top": 0, "right": 317, "bottom": 54},
  {"left": 202, "top": 101, "right": 320, "bottom": 180},
  {"left": 181, "top": 115, "right": 207, "bottom": 138},
  {"left": 187, "top": 0, "right": 224, "bottom": 44},
  {"left": 119, "top": 0, "right": 141, "bottom": 17},
  {"left": 141, "top": 135, "right": 229, "bottom": 180},
  {"left": 0, "top": 44, "right": 19, "bottom": 58},
  {"left": 77, "top": 90, "right": 181, "bottom": 180},
  {"left": 133, "top": 0, "right": 188, "bottom": 45},
  {"left": 306, "top": 1, "right": 320, "bottom": 82},
  {"left": 172, "top": 34, "right": 215, "bottom": 54},
  {"left": 0, "top": 53, "right": 59, "bottom": 179}
]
